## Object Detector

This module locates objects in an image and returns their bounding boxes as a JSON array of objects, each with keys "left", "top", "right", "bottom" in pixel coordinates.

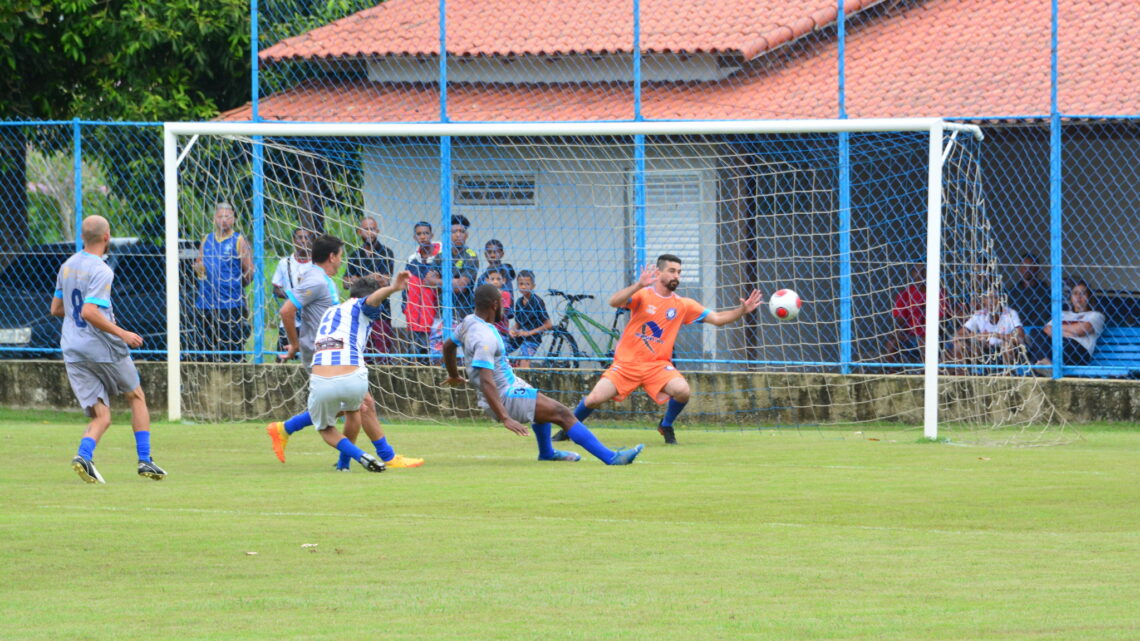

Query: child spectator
[
  {"left": 477, "top": 239, "right": 516, "bottom": 294},
  {"left": 508, "top": 270, "right": 553, "bottom": 369},
  {"left": 485, "top": 268, "right": 512, "bottom": 337}
]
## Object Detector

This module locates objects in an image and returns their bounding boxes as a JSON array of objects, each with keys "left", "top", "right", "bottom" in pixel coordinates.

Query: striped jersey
[{"left": 310, "top": 297, "right": 383, "bottom": 367}]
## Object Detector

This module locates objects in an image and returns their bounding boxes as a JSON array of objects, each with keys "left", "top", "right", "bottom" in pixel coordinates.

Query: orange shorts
[{"left": 601, "top": 359, "right": 684, "bottom": 404}]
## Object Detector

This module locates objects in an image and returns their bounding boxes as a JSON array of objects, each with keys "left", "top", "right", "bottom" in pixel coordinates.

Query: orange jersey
[{"left": 613, "top": 287, "right": 708, "bottom": 363}]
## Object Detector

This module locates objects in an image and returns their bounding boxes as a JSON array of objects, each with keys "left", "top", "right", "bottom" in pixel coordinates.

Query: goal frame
[{"left": 162, "top": 118, "right": 984, "bottom": 437}]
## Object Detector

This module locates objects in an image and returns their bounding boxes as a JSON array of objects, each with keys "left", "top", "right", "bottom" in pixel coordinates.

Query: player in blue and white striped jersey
[
  {"left": 442, "top": 284, "right": 643, "bottom": 465},
  {"left": 304, "top": 271, "right": 410, "bottom": 472}
]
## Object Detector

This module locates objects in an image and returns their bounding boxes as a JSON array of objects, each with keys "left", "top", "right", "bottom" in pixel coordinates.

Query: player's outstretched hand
[
  {"left": 638, "top": 263, "right": 659, "bottom": 287},
  {"left": 122, "top": 331, "right": 143, "bottom": 348},
  {"left": 502, "top": 417, "right": 530, "bottom": 436},
  {"left": 740, "top": 289, "right": 764, "bottom": 313},
  {"left": 391, "top": 270, "right": 411, "bottom": 291},
  {"left": 279, "top": 344, "right": 297, "bottom": 362},
  {"left": 441, "top": 375, "right": 466, "bottom": 387}
]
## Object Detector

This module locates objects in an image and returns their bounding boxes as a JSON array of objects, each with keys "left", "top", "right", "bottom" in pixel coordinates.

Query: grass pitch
[{"left": 1, "top": 411, "right": 1137, "bottom": 640}]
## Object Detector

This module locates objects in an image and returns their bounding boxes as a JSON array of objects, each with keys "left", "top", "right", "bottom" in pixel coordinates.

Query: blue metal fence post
[
  {"left": 1049, "top": 0, "right": 1063, "bottom": 379},
  {"left": 440, "top": 136, "right": 453, "bottom": 337},
  {"left": 837, "top": 0, "right": 852, "bottom": 375},
  {"left": 72, "top": 119, "right": 83, "bottom": 250},
  {"left": 633, "top": 0, "right": 642, "bottom": 121},
  {"left": 634, "top": 135, "right": 647, "bottom": 272},
  {"left": 250, "top": 1, "right": 266, "bottom": 361},
  {"left": 439, "top": 0, "right": 448, "bottom": 122}
]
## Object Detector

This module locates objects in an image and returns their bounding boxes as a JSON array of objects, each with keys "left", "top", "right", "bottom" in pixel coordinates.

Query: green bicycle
[{"left": 540, "top": 289, "right": 628, "bottom": 369}]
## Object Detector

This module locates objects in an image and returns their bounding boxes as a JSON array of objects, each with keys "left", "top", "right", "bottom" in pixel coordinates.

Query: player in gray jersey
[
  {"left": 442, "top": 284, "right": 643, "bottom": 465},
  {"left": 51, "top": 215, "right": 165, "bottom": 483},
  {"left": 268, "top": 235, "right": 423, "bottom": 470}
]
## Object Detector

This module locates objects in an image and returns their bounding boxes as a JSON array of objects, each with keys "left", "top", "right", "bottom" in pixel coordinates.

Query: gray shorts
[
  {"left": 482, "top": 385, "right": 538, "bottom": 424},
  {"left": 65, "top": 358, "right": 141, "bottom": 416},
  {"left": 300, "top": 347, "right": 314, "bottom": 369},
  {"left": 307, "top": 367, "right": 369, "bottom": 431}
]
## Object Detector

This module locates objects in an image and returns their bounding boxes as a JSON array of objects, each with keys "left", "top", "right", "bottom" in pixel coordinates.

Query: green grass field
[{"left": 1, "top": 411, "right": 1137, "bottom": 640}]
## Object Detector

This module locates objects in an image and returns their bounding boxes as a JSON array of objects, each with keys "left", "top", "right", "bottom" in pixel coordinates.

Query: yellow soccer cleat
[
  {"left": 383, "top": 454, "right": 425, "bottom": 469},
  {"left": 266, "top": 421, "right": 289, "bottom": 463}
]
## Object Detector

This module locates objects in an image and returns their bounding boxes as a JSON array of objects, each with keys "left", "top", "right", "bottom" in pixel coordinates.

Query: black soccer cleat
[
  {"left": 72, "top": 456, "right": 106, "bottom": 484},
  {"left": 551, "top": 428, "right": 570, "bottom": 442},
  {"left": 137, "top": 459, "right": 167, "bottom": 480},
  {"left": 359, "top": 453, "right": 387, "bottom": 473},
  {"left": 657, "top": 421, "right": 678, "bottom": 445}
]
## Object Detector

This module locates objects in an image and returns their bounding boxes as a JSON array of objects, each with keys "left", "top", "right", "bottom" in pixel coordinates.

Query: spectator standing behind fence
[
  {"left": 508, "top": 270, "right": 552, "bottom": 369},
  {"left": 883, "top": 264, "right": 948, "bottom": 363},
  {"left": 193, "top": 202, "right": 253, "bottom": 362},
  {"left": 403, "top": 221, "right": 441, "bottom": 355},
  {"left": 952, "top": 291, "right": 1025, "bottom": 367},
  {"left": 1033, "top": 281, "right": 1105, "bottom": 369},
  {"left": 344, "top": 216, "right": 396, "bottom": 361},
  {"left": 425, "top": 215, "right": 479, "bottom": 320},
  {"left": 484, "top": 268, "right": 512, "bottom": 337},
  {"left": 477, "top": 239, "right": 516, "bottom": 294},
  {"left": 271, "top": 228, "right": 313, "bottom": 358},
  {"left": 1007, "top": 253, "right": 1050, "bottom": 329}
]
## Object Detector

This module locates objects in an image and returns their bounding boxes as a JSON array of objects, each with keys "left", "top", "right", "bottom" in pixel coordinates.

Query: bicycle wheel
[{"left": 542, "top": 329, "right": 580, "bottom": 369}]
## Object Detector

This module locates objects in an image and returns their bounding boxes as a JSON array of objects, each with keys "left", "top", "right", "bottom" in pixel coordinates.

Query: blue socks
[
  {"left": 336, "top": 453, "right": 352, "bottom": 470},
  {"left": 77, "top": 437, "right": 96, "bottom": 461},
  {"left": 661, "top": 399, "right": 688, "bottom": 427},
  {"left": 573, "top": 399, "right": 594, "bottom": 422},
  {"left": 284, "top": 411, "right": 312, "bottom": 435},
  {"left": 335, "top": 438, "right": 366, "bottom": 461},
  {"left": 566, "top": 421, "right": 615, "bottom": 464},
  {"left": 373, "top": 437, "right": 395, "bottom": 462},
  {"left": 134, "top": 430, "right": 151, "bottom": 462},
  {"left": 532, "top": 422, "right": 555, "bottom": 459}
]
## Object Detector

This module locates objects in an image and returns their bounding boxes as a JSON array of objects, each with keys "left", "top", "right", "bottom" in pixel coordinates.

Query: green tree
[{"left": 0, "top": 0, "right": 251, "bottom": 262}]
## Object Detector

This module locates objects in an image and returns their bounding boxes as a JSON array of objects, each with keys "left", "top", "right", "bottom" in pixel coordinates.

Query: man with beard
[
  {"left": 567, "top": 254, "right": 763, "bottom": 445},
  {"left": 442, "top": 284, "right": 644, "bottom": 466}
]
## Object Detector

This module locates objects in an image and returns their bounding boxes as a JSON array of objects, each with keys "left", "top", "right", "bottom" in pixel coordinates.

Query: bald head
[{"left": 81, "top": 216, "right": 110, "bottom": 248}]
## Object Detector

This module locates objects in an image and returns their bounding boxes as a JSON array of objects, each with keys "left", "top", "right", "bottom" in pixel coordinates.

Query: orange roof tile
[
  {"left": 228, "top": 0, "right": 1140, "bottom": 122},
  {"left": 261, "top": 0, "right": 882, "bottom": 62}
]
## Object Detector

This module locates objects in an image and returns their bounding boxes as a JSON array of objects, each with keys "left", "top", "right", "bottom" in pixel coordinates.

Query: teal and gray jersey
[
  {"left": 287, "top": 267, "right": 338, "bottom": 356},
  {"left": 454, "top": 313, "right": 532, "bottom": 410},
  {"left": 54, "top": 251, "right": 129, "bottom": 363}
]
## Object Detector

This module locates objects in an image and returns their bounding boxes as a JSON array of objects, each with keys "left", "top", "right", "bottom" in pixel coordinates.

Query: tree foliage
[{"left": 1, "top": 0, "right": 250, "bottom": 121}]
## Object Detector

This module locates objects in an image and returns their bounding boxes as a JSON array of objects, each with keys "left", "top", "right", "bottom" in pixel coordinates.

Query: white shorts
[
  {"left": 65, "top": 358, "right": 141, "bottom": 417},
  {"left": 481, "top": 385, "right": 538, "bottom": 424},
  {"left": 306, "top": 367, "right": 369, "bottom": 431}
]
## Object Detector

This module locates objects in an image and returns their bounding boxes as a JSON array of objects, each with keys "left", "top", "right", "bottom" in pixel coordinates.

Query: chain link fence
[{"left": 1, "top": 0, "right": 1137, "bottom": 380}]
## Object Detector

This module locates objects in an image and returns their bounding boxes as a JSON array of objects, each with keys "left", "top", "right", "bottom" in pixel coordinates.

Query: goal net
[{"left": 164, "top": 120, "right": 1071, "bottom": 445}]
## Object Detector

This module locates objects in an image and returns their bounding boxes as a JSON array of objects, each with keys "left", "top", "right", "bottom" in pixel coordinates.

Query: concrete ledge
[{"left": 0, "top": 360, "right": 1135, "bottom": 424}]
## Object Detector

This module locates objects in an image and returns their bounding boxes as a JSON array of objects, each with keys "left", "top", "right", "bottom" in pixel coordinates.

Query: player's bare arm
[
  {"left": 50, "top": 296, "right": 64, "bottom": 318},
  {"left": 80, "top": 303, "right": 143, "bottom": 348},
  {"left": 279, "top": 299, "right": 300, "bottom": 358},
  {"left": 703, "top": 289, "right": 764, "bottom": 326},
  {"left": 239, "top": 236, "right": 255, "bottom": 286},
  {"left": 476, "top": 369, "right": 529, "bottom": 436},
  {"left": 364, "top": 270, "right": 409, "bottom": 306},
  {"left": 440, "top": 339, "right": 466, "bottom": 386},
  {"left": 608, "top": 263, "right": 658, "bottom": 308}
]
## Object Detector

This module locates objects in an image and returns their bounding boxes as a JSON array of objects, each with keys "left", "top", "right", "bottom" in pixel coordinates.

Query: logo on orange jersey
[
  {"left": 637, "top": 321, "right": 665, "bottom": 352},
  {"left": 666, "top": 308, "right": 677, "bottom": 320}
]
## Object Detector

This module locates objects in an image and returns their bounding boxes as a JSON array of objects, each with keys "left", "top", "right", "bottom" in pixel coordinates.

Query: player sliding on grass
[
  {"left": 303, "top": 271, "right": 412, "bottom": 472},
  {"left": 266, "top": 234, "right": 422, "bottom": 470},
  {"left": 442, "top": 284, "right": 644, "bottom": 465},
  {"left": 52, "top": 215, "right": 165, "bottom": 483},
  {"left": 566, "top": 254, "right": 763, "bottom": 445}
]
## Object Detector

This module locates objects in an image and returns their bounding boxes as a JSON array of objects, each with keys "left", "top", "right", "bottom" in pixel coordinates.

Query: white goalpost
[{"left": 163, "top": 118, "right": 1069, "bottom": 445}]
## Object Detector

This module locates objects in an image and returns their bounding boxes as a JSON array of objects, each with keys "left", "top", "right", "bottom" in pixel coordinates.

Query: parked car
[{"left": 0, "top": 238, "right": 199, "bottom": 360}]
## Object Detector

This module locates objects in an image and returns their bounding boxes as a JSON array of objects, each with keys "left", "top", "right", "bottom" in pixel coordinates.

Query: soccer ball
[{"left": 769, "top": 289, "right": 802, "bottom": 321}]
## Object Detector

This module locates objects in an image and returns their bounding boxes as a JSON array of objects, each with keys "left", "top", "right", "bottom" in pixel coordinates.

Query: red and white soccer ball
[{"left": 769, "top": 289, "right": 802, "bottom": 321}]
